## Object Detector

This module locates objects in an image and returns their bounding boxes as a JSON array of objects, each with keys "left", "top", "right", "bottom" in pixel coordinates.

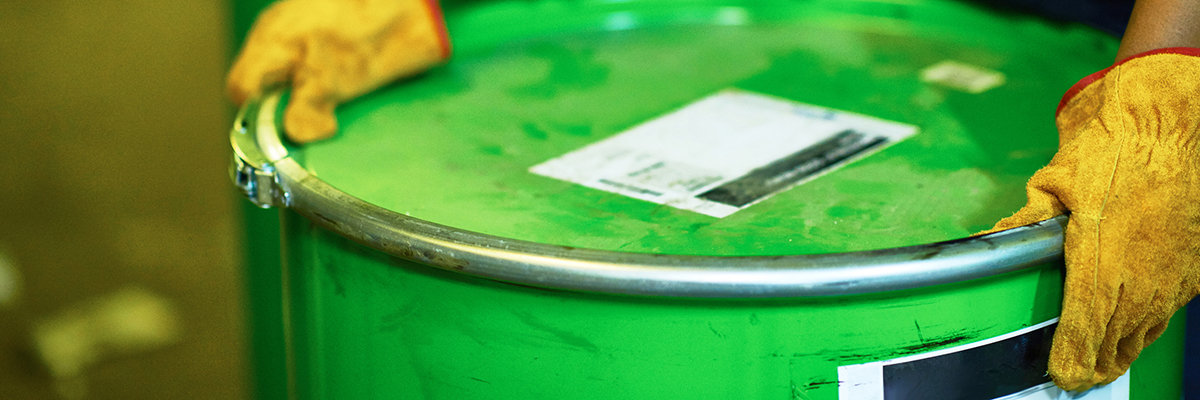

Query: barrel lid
[
  {"left": 232, "top": 0, "right": 1113, "bottom": 296},
  {"left": 286, "top": 0, "right": 1111, "bottom": 256}
]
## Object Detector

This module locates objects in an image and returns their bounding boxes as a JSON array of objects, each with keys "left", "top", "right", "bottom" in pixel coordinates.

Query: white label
[
  {"left": 837, "top": 319, "right": 1130, "bottom": 400},
  {"left": 529, "top": 90, "right": 918, "bottom": 217},
  {"left": 921, "top": 60, "right": 1007, "bottom": 94}
]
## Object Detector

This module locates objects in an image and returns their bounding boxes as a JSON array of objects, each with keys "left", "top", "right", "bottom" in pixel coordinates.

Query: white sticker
[
  {"left": 921, "top": 60, "right": 1007, "bottom": 94},
  {"left": 837, "top": 319, "right": 1130, "bottom": 400},
  {"left": 529, "top": 90, "right": 918, "bottom": 217}
]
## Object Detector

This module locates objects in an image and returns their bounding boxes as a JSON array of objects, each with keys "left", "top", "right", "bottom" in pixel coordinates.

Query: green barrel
[{"left": 230, "top": 0, "right": 1185, "bottom": 398}]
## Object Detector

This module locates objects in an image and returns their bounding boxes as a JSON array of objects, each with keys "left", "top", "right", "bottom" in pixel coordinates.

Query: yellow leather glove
[
  {"left": 986, "top": 48, "right": 1200, "bottom": 391},
  {"left": 227, "top": 0, "right": 450, "bottom": 143}
]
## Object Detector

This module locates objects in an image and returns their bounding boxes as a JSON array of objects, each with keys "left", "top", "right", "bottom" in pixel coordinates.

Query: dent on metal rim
[{"left": 230, "top": 91, "right": 1066, "bottom": 298}]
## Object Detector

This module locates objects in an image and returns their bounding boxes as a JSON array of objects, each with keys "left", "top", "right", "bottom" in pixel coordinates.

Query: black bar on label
[
  {"left": 697, "top": 130, "right": 888, "bottom": 207},
  {"left": 882, "top": 324, "right": 1057, "bottom": 400}
]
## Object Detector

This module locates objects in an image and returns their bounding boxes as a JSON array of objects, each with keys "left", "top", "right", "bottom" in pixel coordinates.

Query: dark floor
[{"left": 0, "top": 1, "right": 247, "bottom": 399}]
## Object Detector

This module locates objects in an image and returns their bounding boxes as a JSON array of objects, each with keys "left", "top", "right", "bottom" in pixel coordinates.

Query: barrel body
[
  {"left": 236, "top": 0, "right": 1187, "bottom": 398},
  {"left": 281, "top": 217, "right": 1184, "bottom": 399}
]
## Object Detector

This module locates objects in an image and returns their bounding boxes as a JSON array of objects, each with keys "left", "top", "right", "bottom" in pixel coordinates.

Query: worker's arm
[{"left": 1117, "top": 0, "right": 1200, "bottom": 59}]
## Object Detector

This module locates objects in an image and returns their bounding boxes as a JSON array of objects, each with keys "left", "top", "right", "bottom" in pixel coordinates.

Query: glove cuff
[
  {"left": 424, "top": 0, "right": 452, "bottom": 59},
  {"left": 1056, "top": 47, "right": 1200, "bottom": 116}
]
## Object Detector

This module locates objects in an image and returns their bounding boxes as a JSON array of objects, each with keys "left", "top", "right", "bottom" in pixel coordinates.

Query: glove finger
[
  {"left": 1105, "top": 288, "right": 1174, "bottom": 384},
  {"left": 1140, "top": 318, "right": 1170, "bottom": 351},
  {"left": 1105, "top": 317, "right": 1162, "bottom": 385},
  {"left": 226, "top": 26, "right": 303, "bottom": 105},
  {"left": 226, "top": 0, "right": 305, "bottom": 105},
  {"left": 228, "top": 44, "right": 301, "bottom": 106},
  {"left": 1092, "top": 246, "right": 1162, "bottom": 385},
  {"left": 1091, "top": 284, "right": 1153, "bottom": 386},
  {"left": 979, "top": 166, "right": 1070, "bottom": 235},
  {"left": 283, "top": 68, "right": 338, "bottom": 143},
  {"left": 1087, "top": 159, "right": 1190, "bottom": 386},
  {"left": 1047, "top": 214, "right": 1119, "bottom": 391}
]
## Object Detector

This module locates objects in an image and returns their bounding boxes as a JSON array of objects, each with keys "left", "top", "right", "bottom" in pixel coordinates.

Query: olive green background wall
[{"left": 0, "top": 1, "right": 247, "bottom": 399}]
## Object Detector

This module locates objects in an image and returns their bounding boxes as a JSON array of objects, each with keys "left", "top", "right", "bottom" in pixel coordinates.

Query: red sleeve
[{"left": 424, "top": 0, "right": 452, "bottom": 59}]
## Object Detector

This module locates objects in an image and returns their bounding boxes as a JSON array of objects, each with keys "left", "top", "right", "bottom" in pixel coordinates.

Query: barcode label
[{"left": 529, "top": 90, "right": 918, "bottom": 218}]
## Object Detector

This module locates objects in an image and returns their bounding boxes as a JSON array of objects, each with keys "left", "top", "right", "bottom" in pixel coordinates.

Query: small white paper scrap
[
  {"left": 529, "top": 89, "right": 918, "bottom": 217},
  {"left": 921, "top": 60, "right": 1007, "bottom": 94}
]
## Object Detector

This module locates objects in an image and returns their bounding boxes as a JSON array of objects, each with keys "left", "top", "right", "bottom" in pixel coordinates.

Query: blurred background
[
  {"left": 0, "top": 1, "right": 249, "bottom": 398},
  {"left": 1, "top": 1, "right": 1197, "bottom": 399}
]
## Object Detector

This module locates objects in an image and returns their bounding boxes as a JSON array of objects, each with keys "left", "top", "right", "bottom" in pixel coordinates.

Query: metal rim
[{"left": 231, "top": 91, "right": 1065, "bottom": 298}]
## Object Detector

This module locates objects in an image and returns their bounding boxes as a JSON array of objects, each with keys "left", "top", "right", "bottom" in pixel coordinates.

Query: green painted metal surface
[
  {"left": 281, "top": 213, "right": 1184, "bottom": 399},
  {"left": 293, "top": 0, "right": 1118, "bottom": 256},
  {"left": 231, "top": 1, "right": 290, "bottom": 399},
  {"left": 250, "top": 0, "right": 1185, "bottom": 398},
  {"left": 240, "top": 204, "right": 289, "bottom": 400}
]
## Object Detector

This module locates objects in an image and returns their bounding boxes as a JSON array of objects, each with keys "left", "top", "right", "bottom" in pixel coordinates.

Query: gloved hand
[
  {"left": 227, "top": 0, "right": 450, "bottom": 143},
  {"left": 985, "top": 48, "right": 1200, "bottom": 391}
]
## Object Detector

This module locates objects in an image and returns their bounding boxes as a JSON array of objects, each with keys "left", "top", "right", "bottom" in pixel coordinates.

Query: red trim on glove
[
  {"left": 424, "top": 0, "right": 452, "bottom": 59},
  {"left": 1056, "top": 47, "right": 1200, "bottom": 116}
]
